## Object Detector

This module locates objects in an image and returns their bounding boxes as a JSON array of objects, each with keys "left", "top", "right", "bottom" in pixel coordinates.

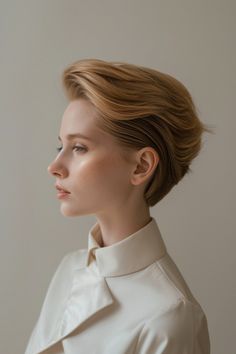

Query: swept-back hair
[{"left": 62, "top": 58, "right": 214, "bottom": 206}]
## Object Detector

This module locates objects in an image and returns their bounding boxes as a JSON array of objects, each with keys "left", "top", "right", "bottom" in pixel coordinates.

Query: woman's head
[
  {"left": 48, "top": 98, "right": 158, "bottom": 217},
  {"left": 48, "top": 58, "right": 213, "bottom": 217}
]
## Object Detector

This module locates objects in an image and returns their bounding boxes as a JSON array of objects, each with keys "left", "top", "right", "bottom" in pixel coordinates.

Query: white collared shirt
[{"left": 25, "top": 217, "right": 210, "bottom": 354}]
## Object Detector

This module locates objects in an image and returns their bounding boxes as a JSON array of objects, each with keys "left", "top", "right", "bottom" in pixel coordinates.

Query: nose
[{"left": 47, "top": 160, "right": 68, "bottom": 178}]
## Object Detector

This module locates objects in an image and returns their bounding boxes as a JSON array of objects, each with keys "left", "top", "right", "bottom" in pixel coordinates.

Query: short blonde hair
[{"left": 62, "top": 58, "right": 214, "bottom": 207}]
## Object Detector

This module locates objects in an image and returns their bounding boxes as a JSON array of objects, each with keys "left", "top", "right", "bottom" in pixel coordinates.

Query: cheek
[{"left": 74, "top": 155, "right": 130, "bottom": 192}]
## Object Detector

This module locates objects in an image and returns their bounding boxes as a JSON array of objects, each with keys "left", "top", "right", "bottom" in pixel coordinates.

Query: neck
[{"left": 95, "top": 209, "right": 151, "bottom": 247}]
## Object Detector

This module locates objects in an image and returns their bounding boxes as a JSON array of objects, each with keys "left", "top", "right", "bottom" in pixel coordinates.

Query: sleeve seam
[{"left": 154, "top": 260, "right": 186, "bottom": 301}]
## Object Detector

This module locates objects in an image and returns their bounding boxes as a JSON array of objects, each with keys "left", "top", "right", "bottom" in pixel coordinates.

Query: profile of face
[{"left": 47, "top": 98, "right": 149, "bottom": 218}]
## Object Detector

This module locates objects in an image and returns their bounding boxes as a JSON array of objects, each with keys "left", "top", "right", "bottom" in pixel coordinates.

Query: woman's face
[{"left": 47, "top": 98, "right": 136, "bottom": 217}]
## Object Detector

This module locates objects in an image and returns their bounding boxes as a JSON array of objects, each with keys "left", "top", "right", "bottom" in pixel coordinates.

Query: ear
[{"left": 130, "top": 147, "right": 159, "bottom": 186}]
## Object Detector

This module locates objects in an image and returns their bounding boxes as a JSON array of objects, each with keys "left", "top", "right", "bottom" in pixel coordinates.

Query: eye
[
  {"left": 73, "top": 145, "right": 87, "bottom": 152},
  {"left": 56, "top": 145, "right": 87, "bottom": 153}
]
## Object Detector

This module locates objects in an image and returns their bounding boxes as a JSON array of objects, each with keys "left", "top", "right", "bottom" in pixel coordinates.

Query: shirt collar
[{"left": 86, "top": 217, "right": 167, "bottom": 277}]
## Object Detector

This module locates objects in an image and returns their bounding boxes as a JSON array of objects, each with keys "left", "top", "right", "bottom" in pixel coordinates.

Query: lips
[{"left": 55, "top": 183, "right": 71, "bottom": 193}]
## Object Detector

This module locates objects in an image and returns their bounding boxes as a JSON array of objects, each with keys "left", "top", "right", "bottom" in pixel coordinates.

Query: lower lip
[{"left": 57, "top": 191, "right": 71, "bottom": 199}]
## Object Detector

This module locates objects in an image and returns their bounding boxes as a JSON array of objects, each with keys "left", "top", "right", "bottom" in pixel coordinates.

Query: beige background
[{"left": 0, "top": 1, "right": 235, "bottom": 353}]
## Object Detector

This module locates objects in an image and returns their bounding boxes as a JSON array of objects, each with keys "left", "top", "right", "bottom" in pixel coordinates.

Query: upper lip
[{"left": 55, "top": 183, "right": 70, "bottom": 193}]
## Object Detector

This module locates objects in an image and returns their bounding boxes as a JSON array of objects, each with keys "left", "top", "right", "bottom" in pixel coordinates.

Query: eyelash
[{"left": 56, "top": 146, "right": 86, "bottom": 153}]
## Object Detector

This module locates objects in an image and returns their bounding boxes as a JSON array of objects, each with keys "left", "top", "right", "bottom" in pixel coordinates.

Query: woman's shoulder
[
  {"left": 135, "top": 254, "right": 211, "bottom": 353},
  {"left": 135, "top": 297, "right": 210, "bottom": 354},
  {"left": 24, "top": 248, "right": 89, "bottom": 354}
]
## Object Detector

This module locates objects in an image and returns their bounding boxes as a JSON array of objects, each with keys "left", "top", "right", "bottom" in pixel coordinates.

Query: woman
[{"left": 25, "top": 59, "right": 212, "bottom": 354}]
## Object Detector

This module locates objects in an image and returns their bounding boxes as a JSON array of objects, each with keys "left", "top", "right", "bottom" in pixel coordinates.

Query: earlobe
[{"left": 131, "top": 148, "right": 159, "bottom": 186}]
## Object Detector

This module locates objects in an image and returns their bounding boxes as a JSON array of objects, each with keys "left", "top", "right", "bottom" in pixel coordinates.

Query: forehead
[
  {"left": 60, "top": 99, "right": 116, "bottom": 145},
  {"left": 61, "top": 99, "right": 97, "bottom": 129}
]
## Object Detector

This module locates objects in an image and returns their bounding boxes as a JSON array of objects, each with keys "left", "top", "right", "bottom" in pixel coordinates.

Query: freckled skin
[{"left": 47, "top": 98, "right": 159, "bottom": 246}]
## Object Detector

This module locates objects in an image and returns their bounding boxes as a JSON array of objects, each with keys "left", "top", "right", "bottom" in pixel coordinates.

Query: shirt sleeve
[{"left": 135, "top": 298, "right": 210, "bottom": 354}]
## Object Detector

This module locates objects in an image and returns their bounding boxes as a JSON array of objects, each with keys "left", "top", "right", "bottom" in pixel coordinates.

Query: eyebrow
[{"left": 58, "top": 133, "right": 92, "bottom": 141}]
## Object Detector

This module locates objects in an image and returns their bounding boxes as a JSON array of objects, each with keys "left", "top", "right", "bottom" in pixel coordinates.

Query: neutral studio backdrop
[{"left": 0, "top": 1, "right": 235, "bottom": 353}]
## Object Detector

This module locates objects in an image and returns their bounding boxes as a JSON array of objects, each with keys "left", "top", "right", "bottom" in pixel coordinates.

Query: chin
[
  {"left": 60, "top": 205, "right": 90, "bottom": 217},
  {"left": 60, "top": 205, "right": 79, "bottom": 217}
]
